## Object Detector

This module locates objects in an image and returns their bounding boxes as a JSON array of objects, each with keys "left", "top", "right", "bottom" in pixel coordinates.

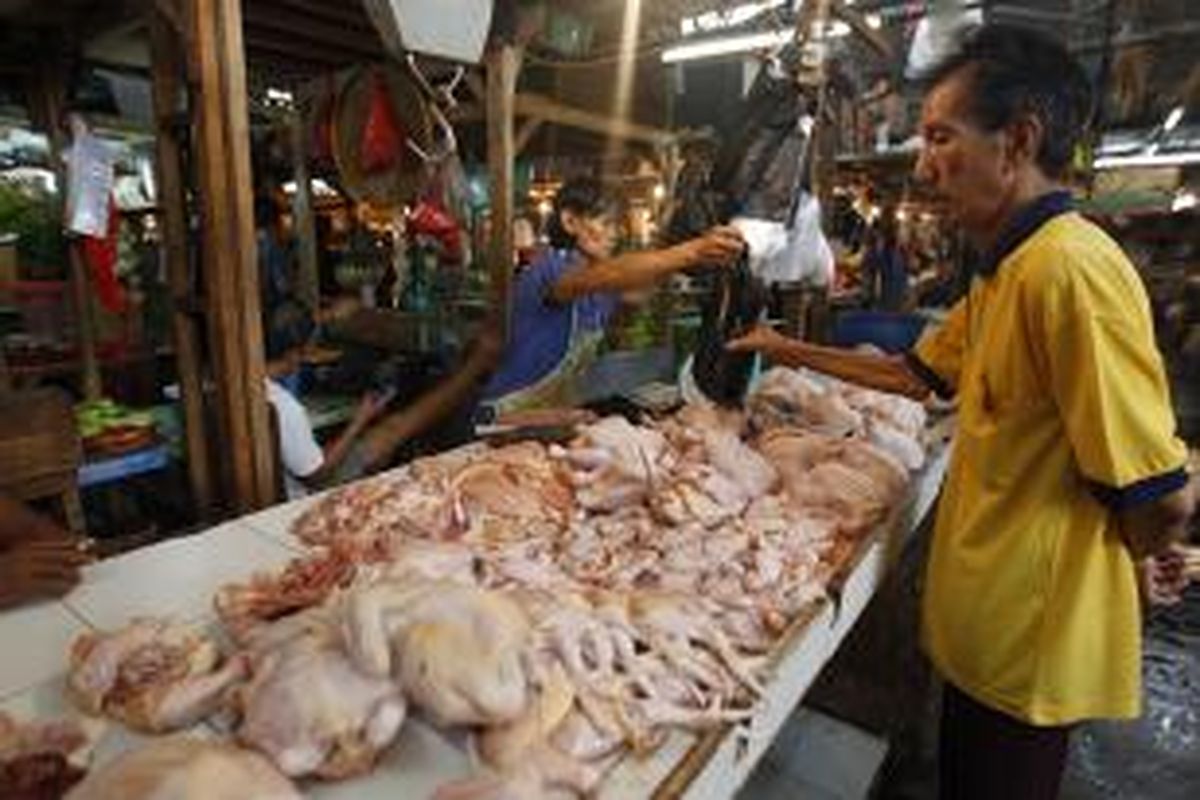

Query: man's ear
[{"left": 1005, "top": 113, "right": 1044, "bottom": 170}]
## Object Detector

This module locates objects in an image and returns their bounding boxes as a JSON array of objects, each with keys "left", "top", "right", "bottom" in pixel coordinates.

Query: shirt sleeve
[
  {"left": 269, "top": 386, "right": 325, "bottom": 480},
  {"left": 1037, "top": 256, "right": 1188, "bottom": 509},
  {"left": 905, "top": 296, "right": 968, "bottom": 399}
]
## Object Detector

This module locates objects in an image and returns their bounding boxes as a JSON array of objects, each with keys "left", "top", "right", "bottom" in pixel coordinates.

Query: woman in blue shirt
[{"left": 482, "top": 177, "right": 743, "bottom": 413}]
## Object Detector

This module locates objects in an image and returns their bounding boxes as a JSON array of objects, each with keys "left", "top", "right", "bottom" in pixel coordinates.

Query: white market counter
[{"left": 0, "top": 445, "right": 949, "bottom": 800}]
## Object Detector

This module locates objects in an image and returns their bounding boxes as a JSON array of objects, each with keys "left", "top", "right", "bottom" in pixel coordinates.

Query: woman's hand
[
  {"left": 726, "top": 324, "right": 791, "bottom": 356},
  {"left": 685, "top": 226, "right": 745, "bottom": 267},
  {"left": 0, "top": 538, "right": 92, "bottom": 609}
]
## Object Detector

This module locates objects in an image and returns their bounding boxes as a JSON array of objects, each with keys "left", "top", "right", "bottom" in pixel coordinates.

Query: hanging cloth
[{"left": 80, "top": 198, "right": 126, "bottom": 313}]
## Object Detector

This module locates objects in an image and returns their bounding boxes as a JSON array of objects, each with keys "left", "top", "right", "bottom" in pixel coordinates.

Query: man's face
[
  {"left": 563, "top": 210, "right": 616, "bottom": 261},
  {"left": 914, "top": 69, "right": 1016, "bottom": 238}
]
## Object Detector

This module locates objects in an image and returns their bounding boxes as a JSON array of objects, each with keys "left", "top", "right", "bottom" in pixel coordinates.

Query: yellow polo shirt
[{"left": 909, "top": 200, "right": 1189, "bottom": 725}]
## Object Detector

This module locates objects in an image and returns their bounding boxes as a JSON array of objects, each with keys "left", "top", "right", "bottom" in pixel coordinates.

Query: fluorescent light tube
[
  {"left": 1093, "top": 151, "right": 1200, "bottom": 169},
  {"left": 662, "top": 30, "right": 793, "bottom": 63},
  {"left": 1163, "top": 106, "right": 1184, "bottom": 133}
]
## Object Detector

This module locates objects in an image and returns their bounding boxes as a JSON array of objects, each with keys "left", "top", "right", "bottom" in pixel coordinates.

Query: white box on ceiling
[{"left": 363, "top": 0, "right": 493, "bottom": 64}]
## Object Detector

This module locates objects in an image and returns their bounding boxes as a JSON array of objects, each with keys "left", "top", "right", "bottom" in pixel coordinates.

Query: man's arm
[
  {"left": 298, "top": 396, "right": 383, "bottom": 488},
  {"left": 727, "top": 325, "right": 931, "bottom": 399},
  {"left": 549, "top": 227, "right": 743, "bottom": 303},
  {"left": 356, "top": 331, "right": 503, "bottom": 472}
]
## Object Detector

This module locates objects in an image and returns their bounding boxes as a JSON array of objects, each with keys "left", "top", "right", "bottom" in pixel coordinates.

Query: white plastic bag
[
  {"left": 64, "top": 116, "right": 116, "bottom": 237},
  {"left": 781, "top": 194, "right": 835, "bottom": 287}
]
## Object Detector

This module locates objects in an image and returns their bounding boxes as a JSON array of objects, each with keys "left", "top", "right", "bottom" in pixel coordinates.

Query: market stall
[
  {"left": 0, "top": 367, "right": 951, "bottom": 798},
  {"left": 2, "top": 1, "right": 1199, "bottom": 798}
]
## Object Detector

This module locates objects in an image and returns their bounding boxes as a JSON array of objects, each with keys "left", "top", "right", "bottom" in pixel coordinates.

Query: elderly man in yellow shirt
[{"left": 730, "top": 24, "right": 1196, "bottom": 800}]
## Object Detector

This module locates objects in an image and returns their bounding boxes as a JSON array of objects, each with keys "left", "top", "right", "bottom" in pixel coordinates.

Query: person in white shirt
[{"left": 263, "top": 301, "right": 499, "bottom": 498}]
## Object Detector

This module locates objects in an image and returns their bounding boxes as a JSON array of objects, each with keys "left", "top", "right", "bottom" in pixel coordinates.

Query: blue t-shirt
[{"left": 482, "top": 249, "right": 619, "bottom": 402}]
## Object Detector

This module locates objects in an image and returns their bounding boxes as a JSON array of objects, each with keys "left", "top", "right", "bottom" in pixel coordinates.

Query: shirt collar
[{"left": 978, "top": 190, "right": 1074, "bottom": 277}]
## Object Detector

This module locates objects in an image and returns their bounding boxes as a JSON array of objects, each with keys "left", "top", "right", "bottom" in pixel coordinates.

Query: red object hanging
[
  {"left": 408, "top": 200, "right": 463, "bottom": 263},
  {"left": 359, "top": 69, "right": 405, "bottom": 175},
  {"left": 80, "top": 198, "right": 126, "bottom": 313}
]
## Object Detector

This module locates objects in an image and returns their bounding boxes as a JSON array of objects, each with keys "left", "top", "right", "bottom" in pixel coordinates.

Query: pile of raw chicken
[{"left": 11, "top": 368, "right": 928, "bottom": 799}]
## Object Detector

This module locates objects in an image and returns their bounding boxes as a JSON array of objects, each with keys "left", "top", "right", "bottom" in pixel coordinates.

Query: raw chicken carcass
[
  {"left": 564, "top": 417, "right": 671, "bottom": 512},
  {"left": 215, "top": 549, "right": 355, "bottom": 645},
  {"left": 867, "top": 420, "right": 925, "bottom": 471},
  {"left": 67, "top": 619, "right": 246, "bottom": 734},
  {"left": 234, "top": 616, "right": 406, "bottom": 780},
  {"left": 838, "top": 383, "right": 927, "bottom": 439},
  {"left": 758, "top": 429, "right": 908, "bottom": 512},
  {"left": 446, "top": 658, "right": 611, "bottom": 800},
  {"left": 340, "top": 579, "right": 531, "bottom": 727},
  {"left": 65, "top": 737, "right": 300, "bottom": 800},
  {"left": 449, "top": 443, "right": 575, "bottom": 540},
  {"left": 747, "top": 368, "right": 863, "bottom": 436},
  {"left": 0, "top": 712, "right": 102, "bottom": 800}
]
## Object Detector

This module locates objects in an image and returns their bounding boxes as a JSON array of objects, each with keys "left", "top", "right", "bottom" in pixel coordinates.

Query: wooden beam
[
  {"left": 241, "top": 4, "right": 384, "bottom": 62},
  {"left": 514, "top": 116, "right": 543, "bottom": 155},
  {"left": 464, "top": 72, "right": 485, "bottom": 104},
  {"left": 189, "top": 0, "right": 275, "bottom": 511},
  {"left": 830, "top": 1, "right": 894, "bottom": 61},
  {"left": 0, "top": 338, "right": 10, "bottom": 393},
  {"left": 149, "top": 5, "right": 216, "bottom": 518},
  {"left": 514, "top": 93, "right": 674, "bottom": 147},
  {"left": 486, "top": 44, "right": 521, "bottom": 341},
  {"left": 288, "top": 113, "right": 320, "bottom": 312}
]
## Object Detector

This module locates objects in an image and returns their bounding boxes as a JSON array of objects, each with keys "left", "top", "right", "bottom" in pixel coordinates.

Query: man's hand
[
  {"left": 1138, "top": 544, "right": 1191, "bottom": 607},
  {"left": 0, "top": 539, "right": 92, "bottom": 609},
  {"left": 685, "top": 226, "right": 745, "bottom": 267},
  {"left": 726, "top": 324, "right": 791, "bottom": 356}
]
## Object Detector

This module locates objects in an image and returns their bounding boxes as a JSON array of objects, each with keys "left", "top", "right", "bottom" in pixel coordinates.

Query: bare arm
[
  {"left": 356, "top": 333, "right": 503, "bottom": 471},
  {"left": 549, "top": 228, "right": 743, "bottom": 303},
  {"left": 0, "top": 493, "right": 69, "bottom": 548},
  {"left": 727, "top": 325, "right": 931, "bottom": 400},
  {"left": 302, "top": 399, "right": 379, "bottom": 486}
]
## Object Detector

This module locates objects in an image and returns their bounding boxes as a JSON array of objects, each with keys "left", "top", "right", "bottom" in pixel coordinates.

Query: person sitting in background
[
  {"left": 263, "top": 300, "right": 500, "bottom": 498},
  {"left": 0, "top": 494, "right": 90, "bottom": 609}
]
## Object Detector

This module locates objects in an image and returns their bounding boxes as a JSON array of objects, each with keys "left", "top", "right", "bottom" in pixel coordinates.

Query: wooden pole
[
  {"left": 188, "top": 0, "right": 275, "bottom": 511},
  {"left": 0, "top": 340, "right": 10, "bottom": 393},
  {"left": 67, "top": 245, "right": 103, "bottom": 400},
  {"left": 486, "top": 44, "right": 522, "bottom": 340},
  {"left": 288, "top": 112, "right": 320, "bottom": 312},
  {"left": 148, "top": 6, "right": 216, "bottom": 518},
  {"left": 30, "top": 58, "right": 103, "bottom": 401}
]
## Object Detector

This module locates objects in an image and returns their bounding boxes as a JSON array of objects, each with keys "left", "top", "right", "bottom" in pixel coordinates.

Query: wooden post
[
  {"left": 30, "top": 58, "right": 103, "bottom": 401},
  {"left": 188, "top": 0, "right": 276, "bottom": 511},
  {"left": 148, "top": 6, "right": 216, "bottom": 518},
  {"left": 486, "top": 44, "right": 522, "bottom": 340},
  {"left": 289, "top": 112, "right": 320, "bottom": 312},
  {"left": 67, "top": 245, "right": 103, "bottom": 400}
]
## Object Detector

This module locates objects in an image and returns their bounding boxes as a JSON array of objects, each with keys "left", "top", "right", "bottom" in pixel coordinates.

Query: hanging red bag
[
  {"left": 80, "top": 197, "right": 126, "bottom": 314},
  {"left": 359, "top": 69, "right": 405, "bottom": 175},
  {"left": 408, "top": 200, "right": 463, "bottom": 264}
]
